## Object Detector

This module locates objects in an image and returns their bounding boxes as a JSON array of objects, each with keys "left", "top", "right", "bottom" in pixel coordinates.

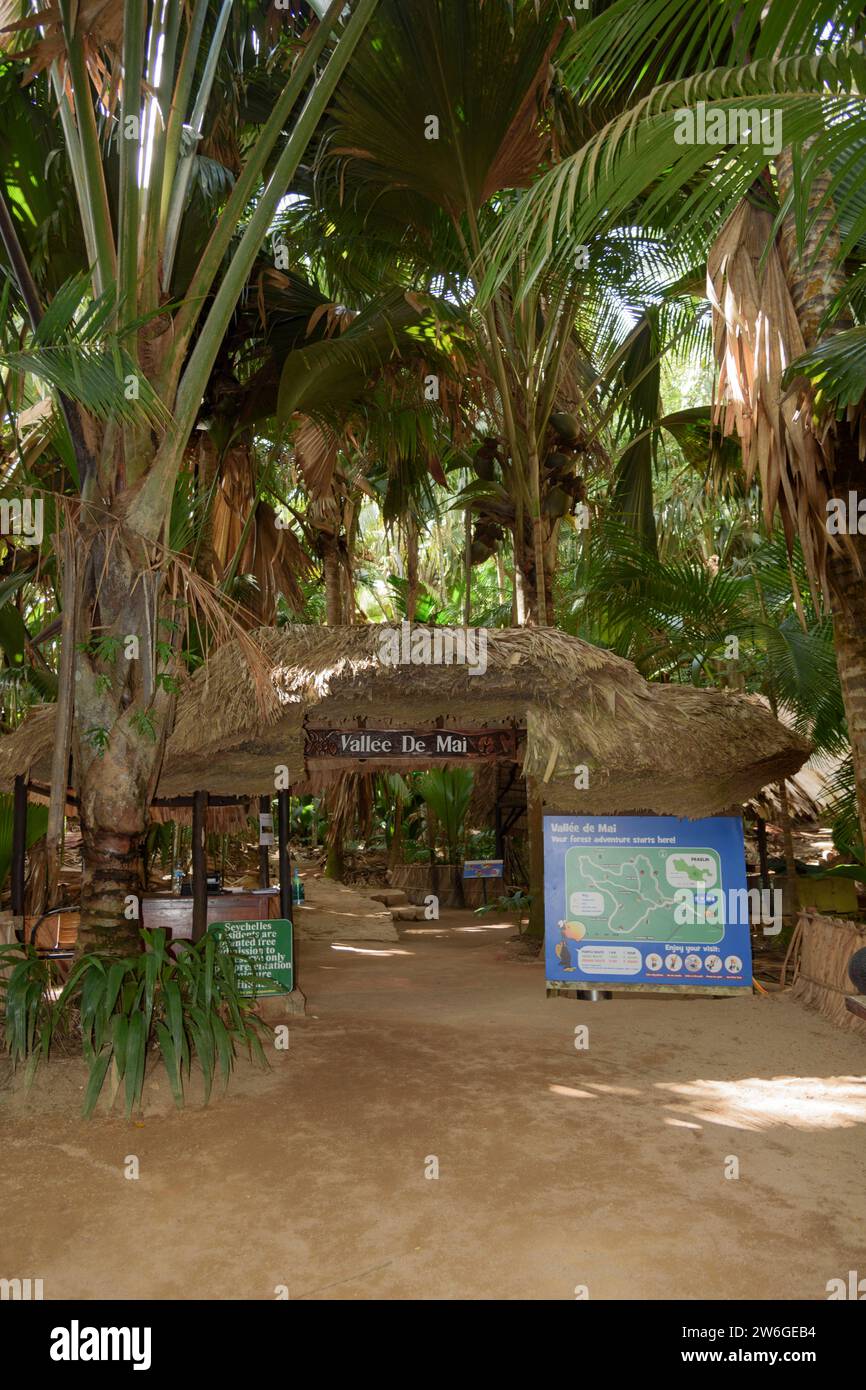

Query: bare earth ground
[{"left": 2, "top": 909, "right": 865, "bottom": 1301}]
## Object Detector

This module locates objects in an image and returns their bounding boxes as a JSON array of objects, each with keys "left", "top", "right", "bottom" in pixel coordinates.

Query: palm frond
[
  {"left": 0, "top": 346, "right": 170, "bottom": 429},
  {"left": 481, "top": 51, "right": 866, "bottom": 301}
]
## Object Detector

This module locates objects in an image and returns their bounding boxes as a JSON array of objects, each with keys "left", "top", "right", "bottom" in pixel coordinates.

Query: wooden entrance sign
[{"left": 305, "top": 727, "right": 516, "bottom": 770}]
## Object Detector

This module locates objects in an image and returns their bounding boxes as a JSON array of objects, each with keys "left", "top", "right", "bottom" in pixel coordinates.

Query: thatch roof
[
  {"left": 0, "top": 625, "right": 810, "bottom": 819},
  {"left": 0, "top": 705, "right": 57, "bottom": 788}
]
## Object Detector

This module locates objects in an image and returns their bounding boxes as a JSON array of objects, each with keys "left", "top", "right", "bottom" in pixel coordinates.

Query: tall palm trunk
[
  {"left": 387, "top": 795, "right": 404, "bottom": 872},
  {"left": 514, "top": 523, "right": 553, "bottom": 625},
  {"left": 528, "top": 437, "right": 548, "bottom": 625},
  {"left": 0, "top": 0, "right": 377, "bottom": 953},
  {"left": 74, "top": 524, "right": 172, "bottom": 953},
  {"left": 322, "top": 542, "right": 343, "bottom": 625},
  {"left": 195, "top": 434, "right": 220, "bottom": 586},
  {"left": 827, "top": 494, "right": 866, "bottom": 853},
  {"left": 322, "top": 532, "right": 348, "bottom": 878},
  {"left": 776, "top": 152, "right": 866, "bottom": 849},
  {"left": 405, "top": 515, "right": 419, "bottom": 622}
]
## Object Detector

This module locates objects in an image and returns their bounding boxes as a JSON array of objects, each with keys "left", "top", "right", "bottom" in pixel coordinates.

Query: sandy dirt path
[{"left": 2, "top": 912, "right": 865, "bottom": 1300}]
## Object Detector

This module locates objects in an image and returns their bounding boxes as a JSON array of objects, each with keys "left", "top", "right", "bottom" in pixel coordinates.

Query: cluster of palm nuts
[{"left": 469, "top": 411, "right": 587, "bottom": 565}]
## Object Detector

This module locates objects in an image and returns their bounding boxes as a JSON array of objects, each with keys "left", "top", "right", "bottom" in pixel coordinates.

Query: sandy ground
[{"left": 2, "top": 910, "right": 865, "bottom": 1301}]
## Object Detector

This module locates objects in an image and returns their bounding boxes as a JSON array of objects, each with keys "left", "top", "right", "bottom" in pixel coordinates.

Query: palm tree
[
  {"left": 0, "top": 0, "right": 379, "bottom": 949},
  {"left": 482, "top": 0, "right": 866, "bottom": 844},
  {"left": 309, "top": 0, "right": 618, "bottom": 624}
]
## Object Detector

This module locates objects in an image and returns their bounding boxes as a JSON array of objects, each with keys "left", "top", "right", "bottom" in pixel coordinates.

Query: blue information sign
[
  {"left": 463, "top": 859, "right": 504, "bottom": 879},
  {"left": 543, "top": 815, "right": 752, "bottom": 989}
]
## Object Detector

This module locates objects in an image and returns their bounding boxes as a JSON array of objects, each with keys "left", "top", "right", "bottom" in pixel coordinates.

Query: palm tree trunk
[
  {"left": 827, "top": 529, "right": 866, "bottom": 851},
  {"left": 776, "top": 152, "right": 866, "bottom": 848},
  {"left": 387, "top": 796, "right": 404, "bottom": 872},
  {"left": 776, "top": 780, "right": 798, "bottom": 880},
  {"left": 322, "top": 534, "right": 348, "bottom": 876},
  {"left": 776, "top": 150, "right": 851, "bottom": 347},
  {"left": 322, "top": 542, "right": 343, "bottom": 624},
  {"left": 405, "top": 515, "right": 419, "bottom": 622},
  {"left": 74, "top": 529, "right": 171, "bottom": 954},
  {"left": 528, "top": 437, "right": 548, "bottom": 625},
  {"left": 195, "top": 434, "right": 220, "bottom": 585},
  {"left": 515, "top": 540, "right": 550, "bottom": 625},
  {"left": 495, "top": 548, "right": 507, "bottom": 606}
]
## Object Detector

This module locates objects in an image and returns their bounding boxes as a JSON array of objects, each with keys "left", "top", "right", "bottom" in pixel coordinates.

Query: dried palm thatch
[
  {"left": 708, "top": 196, "right": 835, "bottom": 601},
  {"left": 162, "top": 624, "right": 808, "bottom": 812},
  {"left": 525, "top": 682, "right": 810, "bottom": 819},
  {"left": 746, "top": 776, "right": 821, "bottom": 825},
  {"left": 207, "top": 444, "right": 310, "bottom": 621},
  {"left": 790, "top": 911, "right": 866, "bottom": 1035},
  {"left": 0, "top": 707, "right": 253, "bottom": 832},
  {"left": 148, "top": 802, "right": 253, "bottom": 834},
  {"left": 0, "top": 705, "right": 56, "bottom": 786},
  {"left": 160, "top": 624, "right": 639, "bottom": 790},
  {"left": 0, "top": 625, "right": 810, "bottom": 817}
]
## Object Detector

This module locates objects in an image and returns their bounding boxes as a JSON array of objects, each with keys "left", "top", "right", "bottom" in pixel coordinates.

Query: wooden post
[
  {"left": 277, "top": 788, "right": 293, "bottom": 925},
  {"left": 258, "top": 793, "right": 271, "bottom": 889},
  {"left": 526, "top": 775, "right": 545, "bottom": 937},
  {"left": 191, "top": 790, "right": 208, "bottom": 943},
  {"left": 11, "top": 774, "right": 27, "bottom": 919},
  {"left": 755, "top": 815, "right": 770, "bottom": 886}
]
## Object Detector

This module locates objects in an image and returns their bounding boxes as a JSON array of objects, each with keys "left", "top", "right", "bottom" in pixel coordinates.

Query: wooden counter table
[{"left": 141, "top": 890, "right": 280, "bottom": 941}]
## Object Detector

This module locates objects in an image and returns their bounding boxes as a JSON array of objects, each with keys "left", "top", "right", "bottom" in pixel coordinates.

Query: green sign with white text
[{"left": 208, "top": 918, "right": 293, "bottom": 995}]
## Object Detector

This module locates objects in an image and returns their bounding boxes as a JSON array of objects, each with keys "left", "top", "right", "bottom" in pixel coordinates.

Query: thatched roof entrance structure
[{"left": 0, "top": 624, "right": 809, "bottom": 818}]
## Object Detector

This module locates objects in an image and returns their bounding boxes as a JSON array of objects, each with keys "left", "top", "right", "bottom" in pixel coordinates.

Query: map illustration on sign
[
  {"left": 544, "top": 816, "right": 751, "bottom": 990},
  {"left": 564, "top": 845, "right": 724, "bottom": 942}
]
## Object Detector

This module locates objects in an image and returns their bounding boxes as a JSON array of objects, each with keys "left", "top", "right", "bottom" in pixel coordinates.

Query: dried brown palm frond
[
  {"left": 2, "top": 0, "right": 122, "bottom": 102},
  {"left": 23, "top": 833, "right": 52, "bottom": 917},
  {"left": 305, "top": 301, "right": 357, "bottom": 338},
  {"left": 708, "top": 195, "right": 848, "bottom": 607},
  {"left": 294, "top": 416, "right": 339, "bottom": 498},
  {"left": 209, "top": 444, "right": 310, "bottom": 620},
  {"left": 157, "top": 548, "right": 280, "bottom": 728},
  {"left": 323, "top": 769, "right": 373, "bottom": 861},
  {"left": 482, "top": 24, "right": 564, "bottom": 200}
]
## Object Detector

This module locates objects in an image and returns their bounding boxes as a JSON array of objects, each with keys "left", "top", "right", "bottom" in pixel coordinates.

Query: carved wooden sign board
[{"left": 304, "top": 727, "right": 517, "bottom": 765}]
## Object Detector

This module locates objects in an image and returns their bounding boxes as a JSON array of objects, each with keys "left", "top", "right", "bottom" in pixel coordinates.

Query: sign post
[
  {"left": 208, "top": 917, "right": 294, "bottom": 996},
  {"left": 462, "top": 858, "right": 504, "bottom": 905},
  {"left": 543, "top": 815, "right": 752, "bottom": 994}
]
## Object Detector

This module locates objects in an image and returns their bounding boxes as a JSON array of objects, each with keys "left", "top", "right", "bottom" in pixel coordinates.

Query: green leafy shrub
[
  {"left": 465, "top": 830, "right": 497, "bottom": 859},
  {"left": 0, "top": 946, "right": 63, "bottom": 1081},
  {"left": 0, "top": 929, "right": 272, "bottom": 1116}
]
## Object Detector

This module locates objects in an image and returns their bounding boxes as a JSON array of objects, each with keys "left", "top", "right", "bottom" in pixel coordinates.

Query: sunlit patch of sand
[{"left": 657, "top": 1075, "right": 866, "bottom": 1131}]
